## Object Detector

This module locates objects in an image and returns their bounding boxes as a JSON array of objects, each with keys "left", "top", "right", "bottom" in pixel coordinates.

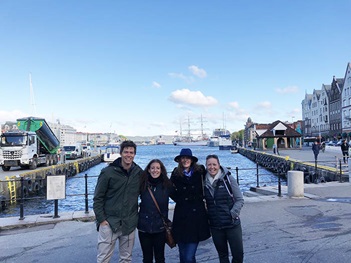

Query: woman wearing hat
[{"left": 170, "top": 148, "right": 210, "bottom": 263}]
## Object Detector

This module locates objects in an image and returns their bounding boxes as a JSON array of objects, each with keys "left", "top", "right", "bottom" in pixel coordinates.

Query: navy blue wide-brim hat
[{"left": 174, "top": 148, "right": 198, "bottom": 163}]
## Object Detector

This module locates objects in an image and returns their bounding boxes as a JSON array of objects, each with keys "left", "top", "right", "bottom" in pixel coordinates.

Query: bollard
[{"left": 287, "top": 171, "right": 304, "bottom": 197}]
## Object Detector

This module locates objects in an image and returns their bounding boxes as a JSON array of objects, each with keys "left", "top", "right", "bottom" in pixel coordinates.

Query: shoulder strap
[{"left": 223, "top": 173, "right": 234, "bottom": 200}]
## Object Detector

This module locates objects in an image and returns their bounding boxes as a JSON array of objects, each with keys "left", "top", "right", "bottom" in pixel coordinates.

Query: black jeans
[
  {"left": 210, "top": 224, "right": 244, "bottom": 263},
  {"left": 138, "top": 231, "right": 166, "bottom": 263},
  {"left": 342, "top": 151, "right": 349, "bottom": 163}
]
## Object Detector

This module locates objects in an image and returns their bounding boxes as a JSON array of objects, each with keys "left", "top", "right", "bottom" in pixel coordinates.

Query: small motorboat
[
  {"left": 230, "top": 145, "right": 238, "bottom": 154},
  {"left": 103, "top": 143, "right": 121, "bottom": 162}
]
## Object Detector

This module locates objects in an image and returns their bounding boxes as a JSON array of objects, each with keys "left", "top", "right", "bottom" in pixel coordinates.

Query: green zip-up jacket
[{"left": 93, "top": 157, "right": 142, "bottom": 235}]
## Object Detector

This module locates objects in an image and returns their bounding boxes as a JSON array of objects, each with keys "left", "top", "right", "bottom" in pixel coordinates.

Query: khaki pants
[{"left": 97, "top": 225, "right": 136, "bottom": 263}]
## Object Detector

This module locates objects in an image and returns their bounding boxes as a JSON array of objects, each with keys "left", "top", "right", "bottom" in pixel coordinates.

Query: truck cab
[
  {"left": 63, "top": 144, "right": 83, "bottom": 160},
  {"left": 0, "top": 131, "right": 38, "bottom": 170}
]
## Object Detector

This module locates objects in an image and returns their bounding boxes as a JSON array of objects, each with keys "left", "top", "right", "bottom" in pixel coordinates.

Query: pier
[
  {"left": 0, "top": 154, "right": 102, "bottom": 207},
  {"left": 239, "top": 145, "right": 350, "bottom": 183}
]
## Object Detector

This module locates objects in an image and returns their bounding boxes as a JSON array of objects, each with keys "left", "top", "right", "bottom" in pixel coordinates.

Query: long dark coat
[{"left": 170, "top": 165, "right": 211, "bottom": 243}]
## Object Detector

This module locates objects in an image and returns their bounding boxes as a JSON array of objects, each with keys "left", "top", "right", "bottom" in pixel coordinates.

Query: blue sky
[{"left": 1, "top": 1, "right": 350, "bottom": 136}]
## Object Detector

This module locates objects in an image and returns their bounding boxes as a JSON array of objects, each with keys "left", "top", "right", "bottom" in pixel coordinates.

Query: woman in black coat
[
  {"left": 138, "top": 159, "right": 173, "bottom": 263},
  {"left": 170, "top": 148, "right": 211, "bottom": 263}
]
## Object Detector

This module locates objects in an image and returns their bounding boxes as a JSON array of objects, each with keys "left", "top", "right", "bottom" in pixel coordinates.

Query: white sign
[{"left": 46, "top": 175, "right": 66, "bottom": 200}]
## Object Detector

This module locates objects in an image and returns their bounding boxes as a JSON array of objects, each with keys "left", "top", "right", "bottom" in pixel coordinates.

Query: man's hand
[{"left": 100, "top": 220, "right": 109, "bottom": 226}]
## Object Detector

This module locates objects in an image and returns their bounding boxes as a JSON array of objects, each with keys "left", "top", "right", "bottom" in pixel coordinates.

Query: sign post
[{"left": 46, "top": 174, "right": 66, "bottom": 218}]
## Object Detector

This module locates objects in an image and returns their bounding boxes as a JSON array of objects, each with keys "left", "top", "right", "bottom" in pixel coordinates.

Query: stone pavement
[
  {"left": 1, "top": 181, "right": 350, "bottom": 263},
  {"left": 266, "top": 145, "right": 345, "bottom": 167},
  {"left": 1, "top": 147, "right": 351, "bottom": 262}
]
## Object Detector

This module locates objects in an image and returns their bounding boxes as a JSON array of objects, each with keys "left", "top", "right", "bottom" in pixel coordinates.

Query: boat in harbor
[
  {"left": 218, "top": 130, "right": 232, "bottom": 150},
  {"left": 207, "top": 135, "right": 219, "bottom": 147},
  {"left": 230, "top": 145, "right": 239, "bottom": 154},
  {"left": 156, "top": 136, "right": 166, "bottom": 145},
  {"left": 173, "top": 135, "right": 209, "bottom": 146},
  {"left": 208, "top": 128, "right": 229, "bottom": 147},
  {"left": 102, "top": 143, "right": 121, "bottom": 162},
  {"left": 173, "top": 115, "right": 209, "bottom": 146}
]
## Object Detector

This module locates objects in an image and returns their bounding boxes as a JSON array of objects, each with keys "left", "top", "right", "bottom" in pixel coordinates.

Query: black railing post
[
  {"left": 339, "top": 159, "right": 342, "bottom": 182},
  {"left": 256, "top": 162, "right": 259, "bottom": 188},
  {"left": 85, "top": 173, "right": 89, "bottom": 213},
  {"left": 314, "top": 159, "right": 319, "bottom": 184},
  {"left": 19, "top": 176, "right": 25, "bottom": 220},
  {"left": 235, "top": 167, "right": 239, "bottom": 185},
  {"left": 277, "top": 172, "right": 282, "bottom": 197}
]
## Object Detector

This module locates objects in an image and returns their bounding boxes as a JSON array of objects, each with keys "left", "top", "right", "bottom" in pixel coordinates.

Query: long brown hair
[
  {"left": 140, "top": 159, "right": 172, "bottom": 192},
  {"left": 173, "top": 161, "right": 203, "bottom": 177}
]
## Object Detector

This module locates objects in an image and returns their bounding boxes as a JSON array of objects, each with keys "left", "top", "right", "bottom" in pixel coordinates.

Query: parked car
[{"left": 326, "top": 141, "right": 337, "bottom": 146}]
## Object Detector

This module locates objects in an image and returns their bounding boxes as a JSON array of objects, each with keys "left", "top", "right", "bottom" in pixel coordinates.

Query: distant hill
[{"left": 126, "top": 135, "right": 174, "bottom": 145}]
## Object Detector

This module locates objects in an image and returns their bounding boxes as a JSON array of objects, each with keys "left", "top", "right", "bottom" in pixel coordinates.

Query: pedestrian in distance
[
  {"left": 204, "top": 154, "right": 244, "bottom": 263},
  {"left": 137, "top": 159, "right": 173, "bottom": 263},
  {"left": 321, "top": 141, "right": 326, "bottom": 153},
  {"left": 170, "top": 148, "right": 211, "bottom": 263},
  {"left": 312, "top": 140, "right": 321, "bottom": 161},
  {"left": 341, "top": 139, "right": 350, "bottom": 164},
  {"left": 93, "top": 140, "right": 143, "bottom": 263}
]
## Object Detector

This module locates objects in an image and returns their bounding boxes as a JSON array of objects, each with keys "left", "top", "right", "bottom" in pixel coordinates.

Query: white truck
[
  {"left": 63, "top": 143, "right": 83, "bottom": 160},
  {"left": 0, "top": 117, "right": 60, "bottom": 171}
]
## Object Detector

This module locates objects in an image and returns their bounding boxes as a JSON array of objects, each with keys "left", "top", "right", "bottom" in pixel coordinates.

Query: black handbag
[{"left": 148, "top": 187, "right": 176, "bottom": 248}]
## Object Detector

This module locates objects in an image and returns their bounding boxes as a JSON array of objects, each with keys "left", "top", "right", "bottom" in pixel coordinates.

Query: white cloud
[
  {"left": 275, "top": 86, "right": 299, "bottom": 94},
  {"left": 152, "top": 81, "right": 161, "bottom": 88},
  {"left": 256, "top": 101, "right": 272, "bottom": 109},
  {"left": 0, "top": 110, "right": 29, "bottom": 124},
  {"left": 169, "top": 89, "right": 218, "bottom": 107},
  {"left": 229, "top": 101, "right": 240, "bottom": 109},
  {"left": 168, "top": 72, "right": 194, "bottom": 83},
  {"left": 188, "top": 65, "right": 207, "bottom": 78}
]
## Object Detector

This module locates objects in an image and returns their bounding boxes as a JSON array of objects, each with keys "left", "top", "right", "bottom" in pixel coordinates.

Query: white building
[
  {"left": 341, "top": 62, "right": 351, "bottom": 135},
  {"left": 49, "top": 122, "right": 77, "bottom": 146}
]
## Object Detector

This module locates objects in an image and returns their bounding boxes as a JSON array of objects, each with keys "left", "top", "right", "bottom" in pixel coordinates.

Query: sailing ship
[{"left": 173, "top": 115, "right": 209, "bottom": 146}]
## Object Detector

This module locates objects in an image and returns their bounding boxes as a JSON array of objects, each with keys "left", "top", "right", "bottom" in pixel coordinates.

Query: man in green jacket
[{"left": 93, "top": 140, "right": 143, "bottom": 263}]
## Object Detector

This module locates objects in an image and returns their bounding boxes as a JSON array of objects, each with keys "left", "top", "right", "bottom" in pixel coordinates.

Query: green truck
[{"left": 0, "top": 117, "right": 60, "bottom": 171}]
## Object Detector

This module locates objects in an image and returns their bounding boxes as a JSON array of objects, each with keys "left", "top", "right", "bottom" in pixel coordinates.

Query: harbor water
[{"left": 0, "top": 145, "right": 283, "bottom": 218}]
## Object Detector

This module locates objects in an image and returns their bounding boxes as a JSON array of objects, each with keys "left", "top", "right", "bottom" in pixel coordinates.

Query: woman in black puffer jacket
[{"left": 204, "top": 154, "right": 244, "bottom": 263}]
